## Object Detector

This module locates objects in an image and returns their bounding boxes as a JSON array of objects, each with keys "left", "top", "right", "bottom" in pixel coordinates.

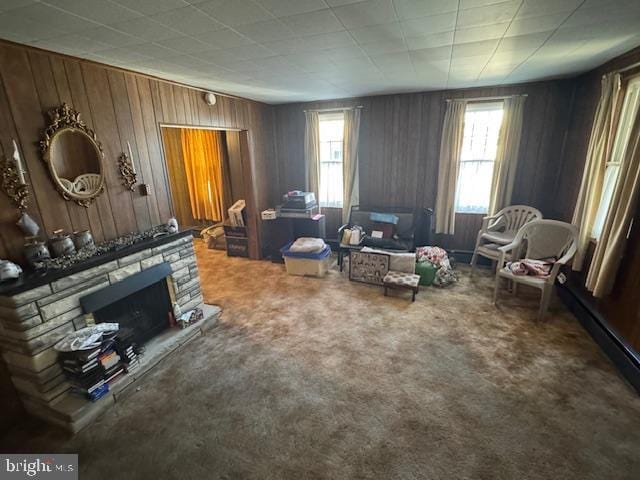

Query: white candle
[
  {"left": 127, "top": 141, "right": 137, "bottom": 175},
  {"left": 12, "top": 139, "right": 26, "bottom": 185}
]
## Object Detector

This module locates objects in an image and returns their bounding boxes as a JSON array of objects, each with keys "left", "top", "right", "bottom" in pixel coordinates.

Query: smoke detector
[{"left": 203, "top": 92, "right": 217, "bottom": 106}]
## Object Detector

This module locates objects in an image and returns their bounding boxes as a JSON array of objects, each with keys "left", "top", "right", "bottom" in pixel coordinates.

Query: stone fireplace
[{"left": 0, "top": 231, "right": 219, "bottom": 432}]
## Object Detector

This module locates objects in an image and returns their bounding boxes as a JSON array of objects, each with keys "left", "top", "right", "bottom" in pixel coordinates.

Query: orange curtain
[{"left": 181, "top": 129, "right": 230, "bottom": 222}]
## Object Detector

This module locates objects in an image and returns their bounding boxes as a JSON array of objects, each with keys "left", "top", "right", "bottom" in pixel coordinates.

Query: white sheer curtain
[
  {"left": 489, "top": 95, "right": 526, "bottom": 214},
  {"left": 572, "top": 73, "right": 622, "bottom": 271},
  {"left": 435, "top": 100, "right": 466, "bottom": 234},
  {"left": 304, "top": 111, "right": 320, "bottom": 203},
  {"left": 585, "top": 76, "right": 640, "bottom": 297},
  {"left": 342, "top": 108, "right": 361, "bottom": 223}
]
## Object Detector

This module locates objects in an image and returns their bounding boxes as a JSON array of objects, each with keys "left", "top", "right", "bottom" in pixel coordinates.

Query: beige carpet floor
[{"left": 2, "top": 240, "right": 640, "bottom": 479}]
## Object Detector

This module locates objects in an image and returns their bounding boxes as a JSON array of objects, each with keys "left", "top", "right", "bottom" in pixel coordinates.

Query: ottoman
[{"left": 383, "top": 270, "right": 420, "bottom": 302}]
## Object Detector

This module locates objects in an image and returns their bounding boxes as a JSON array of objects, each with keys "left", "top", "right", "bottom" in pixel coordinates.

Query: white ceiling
[{"left": 1, "top": 0, "right": 639, "bottom": 104}]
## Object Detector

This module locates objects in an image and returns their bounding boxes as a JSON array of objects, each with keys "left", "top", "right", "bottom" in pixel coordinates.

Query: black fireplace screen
[{"left": 93, "top": 280, "right": 172, "bottom": 346}]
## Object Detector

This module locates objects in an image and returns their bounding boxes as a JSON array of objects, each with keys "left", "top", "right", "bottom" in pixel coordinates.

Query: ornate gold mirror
[{"left": 40, "top": 103, "right": 105, "bottom": 207}]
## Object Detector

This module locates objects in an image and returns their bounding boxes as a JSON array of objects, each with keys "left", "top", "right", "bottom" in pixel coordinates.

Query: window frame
[
  {"left": 454, "top": 101, "right": 505, "bottom": 215},
  {"left": 591, "top": 74, "right": 640, "bottom": 240},
  {"left": 318, "top": 111, "right": 345, "bottom": 209}
]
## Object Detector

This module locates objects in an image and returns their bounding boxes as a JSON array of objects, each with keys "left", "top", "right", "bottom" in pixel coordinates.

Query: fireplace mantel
[{"left": 0, "top": 230, "right": 193, "bottom": 297}]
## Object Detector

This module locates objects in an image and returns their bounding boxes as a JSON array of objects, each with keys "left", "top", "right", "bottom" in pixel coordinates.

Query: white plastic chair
[
  {"left": 493, "top": 220, "right": 579, "bottom": 320},
  {"left": 470, "top": 205, "right": 542, "bottom": 273}
]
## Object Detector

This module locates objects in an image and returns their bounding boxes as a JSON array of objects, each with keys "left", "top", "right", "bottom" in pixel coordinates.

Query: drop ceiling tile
[
  {"left": 258, "top": 0, "right": 328, "bottom": 17},
  {"left": 350, "top": 22, "right": 405, "bottom": 44},
  {"left": 332, "top": 0, "right": 396, "bottom": 28},
  {"left": 38, "top": 33, "right": 115, "bottom": 52},
  {"left": 95, "top": 47, "right": 153, "bottom": 63},
  {"left": 303, "top": 30, "right": 356, "bottom": 49},
  {"left": 412, "top": 59, "right": 449, "bottom": 76},
  {"left": 13, "top": 3, "right": 98, "bottom": 33},
  {"left": 226, "top": 43, "right": 277, "bottom": 59},
  {"left": 459, "top": 0, "right": 507, "bottom": 8},
  {"left": 324, "top": 0, "right": 362, "bottom": 5},
  {"left": 452, "top": 39, "right": 498, "bottom": 58},
  {"left": 360, "top": 38, "right": 407, "bottom": 55},
  {"left": 394, "top": 0, "right": 457, "bottom": 19},
  {"left": 194, "top": 28, "right": 254, "bottom": 48},
  {"left": 279, "top": 9, "right": 343, "bottom": 36},
  {"left": 505, "top": 12, "right": 569, "bottom": 37},
  {"left": 0, "top": 0, "right": 38, "bottom": 13},
  {"left": 329, "top": 55, "right": 374, "bottom": 70},
  {"left": 517, "top": 0, "right": 582, "bottom": 18},
  {"left": 0, "top": 11, "right": 65, "bottom": 41},
  {"left": 400, "top": 12, "right": 457, "bottom": 37},
  {"left": 456, "top": 1, "right": 520, "bottom": 29},
  {"left": 112, "top": 0, "right": 191, "bottom": 16},
  {"left": 261, "top": 37, "right": 314, "bottom": 55},
  {"left": 155, "top": 35, "right": 212, "bottom": 54},
  {"left": 406, "top": 30, "right": 453, "bottom": 50},
  {"left": 283, "top": 52, "right": 336, "bottom": 72},
  {"left": 490, "top": 49, "right": 536, "bottom": 64},
  {"left": 151, "top": 6, "right": 224, "bottom": 35},
  {"left": 450, "top": 53, "right": 491, "bottom": 68},
  {"left": 324, "top": 45, "right": 367, "bottom": 61},
  {"left": 79, "top": 25, "right": 149, "bottom": 47},
  {"left": 496, "top": 31, "right": 552, "bottom": 52},
  {"left": 191, "top": 48, "right": 241, "bottom": 65},
  {"left": 43, "top": 0, "right": 142, "bottom": 24},
  {"left": 195, "top": 0, "right": 272, "bottom": 26},
  {"left": 563, "top": 5, "right": 640, "bottom": 29},
  {"left": 235, "top": 19, "right": 296, "bottom": 42},
  {"left": 125, "top": 42, "right": 180, "bottom": 58},
  {"left": 371, "top": 51, "right": 413, "bottom": 72},
  {"left": 454, "top": 22, "right": 509, "bottom": 44},
  {"left": 110, "top": 17, "right": 180, "bottom": 41},
  {"left": 163, "top": 53, "right": 209, "bottom": 68},
  {"left": 409, "top": 45, "right": 452, "bottom": 62}
]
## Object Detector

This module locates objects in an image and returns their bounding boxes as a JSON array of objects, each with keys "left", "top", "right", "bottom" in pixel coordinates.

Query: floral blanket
[{"left": 416, "top": 246, "right": 458, "bottom": 287}]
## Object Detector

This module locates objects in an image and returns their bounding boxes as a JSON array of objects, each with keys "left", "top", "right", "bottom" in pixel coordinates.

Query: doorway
[{"left": 160, "top": 126, "right": 260, "bottom": 260}]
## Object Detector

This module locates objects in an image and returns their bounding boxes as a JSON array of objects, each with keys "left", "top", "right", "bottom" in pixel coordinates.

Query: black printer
[{"left": 282, "top": 191, "right": 317, "bottom": 210}]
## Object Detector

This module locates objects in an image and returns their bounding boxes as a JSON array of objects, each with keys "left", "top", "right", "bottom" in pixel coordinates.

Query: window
[
  {"left": 318, "top": 112, "right": 344, "bottom": 208},
  {"left": 455, "top": 102, "right": 504, "bottom": 214},
  {"left": 592, "top": 77, "right": 640, "bottom": 239}
]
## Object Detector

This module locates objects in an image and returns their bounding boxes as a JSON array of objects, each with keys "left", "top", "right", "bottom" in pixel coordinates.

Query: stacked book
[{"left": 58, "top": 329, "right": 139, "bottom": 402}]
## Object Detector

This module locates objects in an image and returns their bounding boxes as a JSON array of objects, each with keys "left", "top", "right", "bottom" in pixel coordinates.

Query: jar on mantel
[
  {"left": 73, "top": 230, "right": 94, "bottom": 250},
  {"left": 50, "top": 230, "right": 76, "bottom": 258},
  {"left": 23, "top": 237, "right": 51, "bottom": 267}
]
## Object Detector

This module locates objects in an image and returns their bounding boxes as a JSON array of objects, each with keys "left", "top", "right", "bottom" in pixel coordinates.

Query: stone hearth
[{"left": 0, "top": 232, "right": 217, "bottom": 432}]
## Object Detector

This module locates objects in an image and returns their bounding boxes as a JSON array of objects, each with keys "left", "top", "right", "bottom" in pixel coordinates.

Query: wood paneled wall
[
  {"left": 273, "top": 80, "right": 576, "bottom": 250},
  {"left": 0, "top": 41, "right": 275, "bottom": 263}
]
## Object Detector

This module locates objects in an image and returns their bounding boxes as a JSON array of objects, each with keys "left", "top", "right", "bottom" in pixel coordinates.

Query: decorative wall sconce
[
  {"left": 118, "top": 141, "right": 138, "bottom": 191},
  {"left": 1, "top": 139, "right": 30, "bottom": 212}
]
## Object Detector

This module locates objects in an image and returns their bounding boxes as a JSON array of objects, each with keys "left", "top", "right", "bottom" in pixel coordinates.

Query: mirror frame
[{"left": 39, "top": 103, "right": 105, "bottom": 207}]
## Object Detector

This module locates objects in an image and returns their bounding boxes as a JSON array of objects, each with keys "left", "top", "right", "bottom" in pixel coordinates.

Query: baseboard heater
[{"left": 557, "top": 284, "right": 640, "bottom": 394}]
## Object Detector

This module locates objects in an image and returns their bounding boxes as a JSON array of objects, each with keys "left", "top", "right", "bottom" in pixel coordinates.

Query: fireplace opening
[
  {"left": 80, "top": 263, "right": 173, "bottom": 347},
  {"left": 94, "top": 280, "right": 172, "bottom": 346}
]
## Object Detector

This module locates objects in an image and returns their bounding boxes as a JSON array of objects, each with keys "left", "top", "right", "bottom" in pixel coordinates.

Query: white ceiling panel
[
  {"left": 194, "top": 0, "right": 272, "bottom": 26},
  {"left": 401, "top": 12, "right": 457, "bottom": 37},
  {"left": 350, "top": 22, "right": 405, "bottom": 44},
  {"left": 279, "top": 9, "right": 343, "bottom": 36},
  {"left": 394, "top": 0, "right": 457, "bottom": 19},
  {"left": 0, "top": 0, "right": 638, "bottom": 103},
  {"left": 406, "top": 30, "right": 454, "bottom": 50},
  {"left": 235, "top": 19, "right": 295, "bottom": 43},
  {"left": 332, "top": 0, "right": 396, "bottom": 28}
]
